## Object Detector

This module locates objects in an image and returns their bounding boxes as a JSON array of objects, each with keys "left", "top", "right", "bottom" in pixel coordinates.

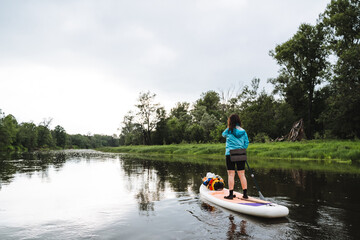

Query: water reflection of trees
[
  {"left": 290, "top": 169, "right": 306, "bottom": 189},
  {"left": 135, "top": 168, "right": 163, "bottom": 214},
  {"left": 0, "top": 150, "right": 116, "bottom": 188},
  {"left": 0, "top": 151, "right": 68, "bottom": 187},
  {"left": 227, "top": 215, "right": 248, "bottom": 240},
  {"left": 119, "top": 155, "right": 350, "bottom": 218},
  {"left": 120, "top": 155, "right": 227, "bottom": 215},
  {"left": 267, "top": 168, "right": 359, "bottom": 239}
]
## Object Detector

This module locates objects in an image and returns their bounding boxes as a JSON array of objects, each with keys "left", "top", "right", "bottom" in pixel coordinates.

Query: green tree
[
  {"left": 165, "top": 117, "right": 184, "bottom": 144},
  {"left": 16, "top": 122, "right": 38, "bottom": 151},
  {"left": 152, "top": 107, "right": 168, "bottom": 145},
  {"left": 209, "top": 123, "right": 226, "bottom": 143},
  {"left": 0, "top": 113, "right": 19, "bottom": 151},
  {"left": 108, "top": 134, "right": 120, "bottom": 147},
  {"left": 135, "top": 91, "right": 160, "bottom": 145},
  {"left": 68, "top": 134, "right": 91, "bottom": 149},
  {"left": 53, "top": 125, "right": 67, "bottom": 148},
  {"left": 269, "top": 23, "right": 329, "bottom": 139},
  {"left": 191, "top": 105, "right": 207, "bottom": 123},
  {"left": 241, "top": 93, "right": 272, "bottom": 140},
  {"left": 320, "top": 0, "right": 360, "bottom": 138},
  {"left": 193, "top": 91, "right": 221, "bottom": 119},
  {"left": 91, "top": 134, "right": 109, "bottom": 148},
  {"left": 273, "top": 100, "right": 298, "bottom": 138},
  {"left": 37, "top": 118, "right": 55, "bottom": 148},
  {"left": 185, "top": 124, "right": 205, "bottom": 143},
  {"left": 240, "top": 92, "right": 296, "bottom": 141},
  {"left": 119, "top": 112, "right": 143, "bottom": 145},
  {"left": 170, "top": 102, "right": 192, "bottom": 124},
  {"left": 191, "top": 92, "right": 221, "bottom": 142},
  {"left": 199, "top": 112, "right": 221, "bottom": 141},
  {"left": 238, "top": 78, "right": 260, "bottom": 105}
]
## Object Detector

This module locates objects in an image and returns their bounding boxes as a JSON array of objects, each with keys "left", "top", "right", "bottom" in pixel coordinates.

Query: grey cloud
[{"left": 0, "top": 0, "right": 330, "bottom": 94}]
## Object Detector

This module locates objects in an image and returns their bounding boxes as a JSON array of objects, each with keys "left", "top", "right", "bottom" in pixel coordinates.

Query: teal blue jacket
[{"left": 222, "top": 126, "right": 249, "bottom": 155}]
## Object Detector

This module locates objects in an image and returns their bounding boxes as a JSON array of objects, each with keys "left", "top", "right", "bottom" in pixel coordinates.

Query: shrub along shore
[{"left": 97, "top": 140, "right": 360, "bottom": 163}]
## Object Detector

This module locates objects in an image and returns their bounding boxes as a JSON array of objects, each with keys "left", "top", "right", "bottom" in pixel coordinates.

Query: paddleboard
[{"left": 199, "top": 184, "right": 289, "bottom": 218}]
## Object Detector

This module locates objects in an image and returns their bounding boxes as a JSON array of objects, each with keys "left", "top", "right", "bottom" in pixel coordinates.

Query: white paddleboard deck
[{"left": 199, "top": 184, "right": 289, "bottom": 218}]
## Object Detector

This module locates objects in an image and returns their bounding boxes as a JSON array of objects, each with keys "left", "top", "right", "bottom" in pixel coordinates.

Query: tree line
[
  {"left": 0, "top": 112, "right": 119, "bottom": 151},
  {"left": 119, "top": 0, "right": 360, "bottom": 145},
  {"left": 119, "top": 80, "right": 297, "bottom": 145}
]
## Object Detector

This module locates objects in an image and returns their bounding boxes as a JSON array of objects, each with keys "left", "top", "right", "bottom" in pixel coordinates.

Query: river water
[{"left": 0, "top": 150, "right": 359, "bottom": 240}]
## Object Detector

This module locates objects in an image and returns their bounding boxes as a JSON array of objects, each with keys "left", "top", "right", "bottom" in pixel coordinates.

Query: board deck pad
[{"left": 209, "top": 189, "right": 270, "bottom": 206}]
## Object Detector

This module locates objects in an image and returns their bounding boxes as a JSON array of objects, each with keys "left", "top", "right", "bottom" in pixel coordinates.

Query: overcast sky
[{"left": 0, "top": 0, "right": 331, "bottom": 135}]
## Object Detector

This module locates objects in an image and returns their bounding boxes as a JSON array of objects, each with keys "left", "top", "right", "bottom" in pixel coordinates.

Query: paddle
[{"left": 245, "top": 160, "right": 266, "bottom": 201}]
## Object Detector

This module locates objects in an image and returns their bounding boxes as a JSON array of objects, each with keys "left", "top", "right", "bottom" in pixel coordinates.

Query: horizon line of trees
[
  {"left": 119, "top": 81, "right": 300, "bottom": 145},
  {"left": 0, "top": 113, "right": 119, "bottom": 152},
  {"left": 119, "top": 0, "right": 360, "bottom": 145}
]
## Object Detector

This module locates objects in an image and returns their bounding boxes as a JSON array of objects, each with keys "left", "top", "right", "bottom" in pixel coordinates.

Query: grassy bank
[{"left": 97, "top": 140, "right": 360, "bottom": 163}]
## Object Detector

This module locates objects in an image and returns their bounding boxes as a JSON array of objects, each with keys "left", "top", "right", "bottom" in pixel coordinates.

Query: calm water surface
[{"left": 0, "top": 150, "right": 359, "bottom": 240}]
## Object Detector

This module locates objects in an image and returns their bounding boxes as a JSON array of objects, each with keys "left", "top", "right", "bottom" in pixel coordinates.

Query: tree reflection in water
[
  {"left": 200, "top": 202, "right": 250, "bottom": 239},
  {"left": 0, "top": 150, "right": 117, "bottom": 188},
  {"left": 134, "top": 168, "right": 163, "bottom": 215},
  {"left": 0, "top": 151, "right": 67, "bottom": 185},
  {"left": 200, "top": 202, "right": 216, "bottom": 212},
  {"left": 120, "top": 155, "right": 226, "bottom": 215},
  {"left": 291, "top": 169, "right": 307, "bottom": 189},
  {"left": 227, "top": 215, "right": 249, "bottom": 240}
]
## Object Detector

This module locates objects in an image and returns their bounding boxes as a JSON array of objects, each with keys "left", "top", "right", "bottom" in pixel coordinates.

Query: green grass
[
  {"left": 97, "top": 140, "right": 360, "bottom": 163},
  {"left": 98, "top": 143, "right": 224, "bottom": 155}
]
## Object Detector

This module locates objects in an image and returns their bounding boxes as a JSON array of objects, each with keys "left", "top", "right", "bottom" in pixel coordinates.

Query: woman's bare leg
[
  {"left": 237, "top": 170, "right": 247, "bottom": 190},
  {"left": 227, "top": 170, "right": 235, "bottom": 190}
]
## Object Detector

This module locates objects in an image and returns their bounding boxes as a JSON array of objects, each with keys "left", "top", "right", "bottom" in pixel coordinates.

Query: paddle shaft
[{"left": 245, "top": 160, "right": 266, "bottom": 201}]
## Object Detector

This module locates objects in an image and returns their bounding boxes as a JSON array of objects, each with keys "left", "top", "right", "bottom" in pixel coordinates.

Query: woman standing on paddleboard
[{"left": 222, "top": 114, "right": 249, "bottom": 199}]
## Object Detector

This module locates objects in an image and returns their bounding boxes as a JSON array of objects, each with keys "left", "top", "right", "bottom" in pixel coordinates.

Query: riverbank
[{"left": 97, "top": 140, "right": 360, "bottom": 163}]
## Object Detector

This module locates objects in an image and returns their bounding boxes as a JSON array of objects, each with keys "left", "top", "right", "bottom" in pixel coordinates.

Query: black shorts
[{"left": 226, "top": 155, "right": 245, "bottom": 171}]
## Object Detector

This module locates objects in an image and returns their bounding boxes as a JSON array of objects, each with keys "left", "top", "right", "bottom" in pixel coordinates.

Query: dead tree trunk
[
  {"left": 287, "top": 118, "right": 305, "bottom": 141},
  {"left": 275, "top": 119, "right": 306, "bottom": 142}
]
